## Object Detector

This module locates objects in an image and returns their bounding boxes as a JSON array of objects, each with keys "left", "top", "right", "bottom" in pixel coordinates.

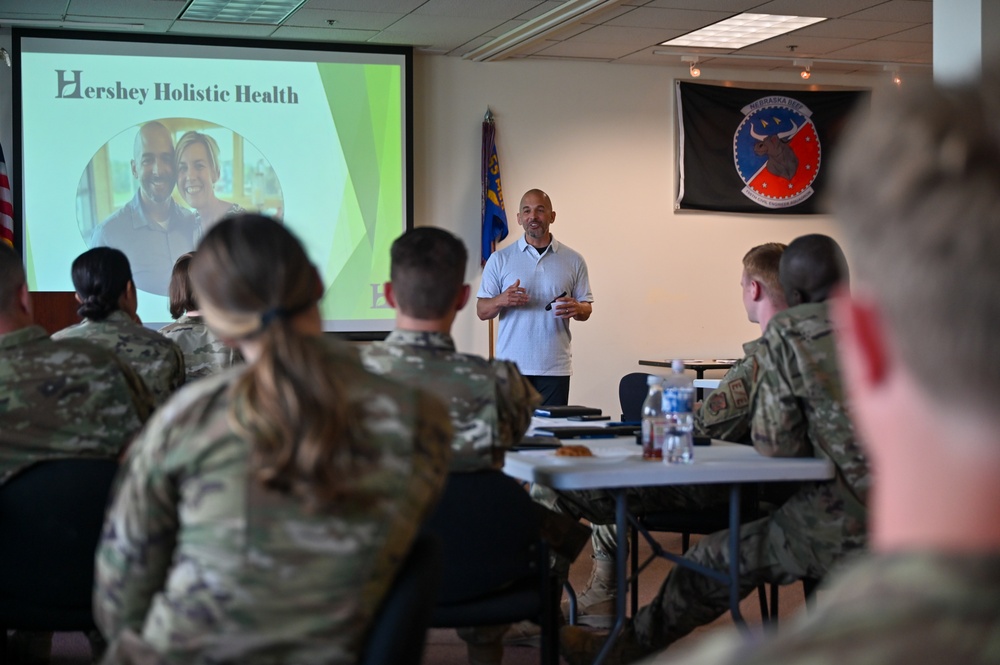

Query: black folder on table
[
  {"left": 533, "top": 405, "right": 603, "bottom": 418},
  {"left": 532, "top": 425, "right": 641, "bottom": 439}
]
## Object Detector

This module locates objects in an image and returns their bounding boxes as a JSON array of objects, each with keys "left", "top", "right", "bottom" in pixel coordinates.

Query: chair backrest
[
  {"left": 0, "top": 458, "right": 119, "bottom": 629},
  {"left": 359, "top": 532, "right": 441, "bottom": 665},
  {"left": 619, "top": 372, "right": 653, "bottom": 422},
  {"left": 421, "top": 470, "right": 542, "bottom": 605}
]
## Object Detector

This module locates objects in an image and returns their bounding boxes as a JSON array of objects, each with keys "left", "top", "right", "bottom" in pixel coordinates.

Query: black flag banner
[{"left": 676, "top": 81, "right": 869, "bottom": 214}]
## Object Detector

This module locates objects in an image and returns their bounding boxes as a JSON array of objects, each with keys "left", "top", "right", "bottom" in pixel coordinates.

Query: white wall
[
  {"left": 413, "top": 54, "right": 901, "bottom": 416},
  {"left": 0, "top": 34, "right": 912, "bottom": 417}
]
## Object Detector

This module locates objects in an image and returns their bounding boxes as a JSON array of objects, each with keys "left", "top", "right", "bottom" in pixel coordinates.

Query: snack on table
[{"left": 555, "top": 444, "right": 593, "bottom": 457}]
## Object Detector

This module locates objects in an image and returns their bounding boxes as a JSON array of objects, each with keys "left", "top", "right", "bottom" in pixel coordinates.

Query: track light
[
  {"left": 884, "top": 65, "right": 902, "bottom": 87},
  {"left": 681, "top": 55, "right": 701, "bottom": 78},
  {"left": 794, "top": 59, "right": 811, "bottom": 80}
]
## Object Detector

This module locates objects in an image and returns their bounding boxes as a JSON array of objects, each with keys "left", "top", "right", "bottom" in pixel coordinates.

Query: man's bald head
[{"left": 779, "top": 234, "right": 849, "bottom": 306}]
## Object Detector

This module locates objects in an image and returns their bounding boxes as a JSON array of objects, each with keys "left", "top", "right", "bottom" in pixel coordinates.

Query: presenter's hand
[
  {"left": 554, "top": 297, "right": 592, "bottom": 321},
  {"left": 501, "top": 279, "right": 529, "bottom": 307}
]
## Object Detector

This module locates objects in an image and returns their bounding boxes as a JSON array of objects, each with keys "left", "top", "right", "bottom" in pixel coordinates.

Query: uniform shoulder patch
[
  {"left": 707, "top": 391, "right": 728, "bottom": 416},
  {"left": 729, "top": 378, "right": 749, "bottom": 409}
]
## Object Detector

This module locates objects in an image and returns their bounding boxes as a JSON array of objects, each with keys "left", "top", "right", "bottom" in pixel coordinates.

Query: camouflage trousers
[
  {"left": 631, "top": 491, "right": 867, "bottom": 652},
  {"left": 529, "top": 483, "right": 728, "bottom": 575}
]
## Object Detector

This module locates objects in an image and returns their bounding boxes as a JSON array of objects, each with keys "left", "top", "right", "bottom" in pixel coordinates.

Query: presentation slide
[{"left": 16, "top": 32, "right": 409, "bottom": 333}]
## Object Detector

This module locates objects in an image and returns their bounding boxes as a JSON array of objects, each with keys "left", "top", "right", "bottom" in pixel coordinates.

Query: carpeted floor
[{"left": 44, "top": 530, "right": 809, "bottom": 665}]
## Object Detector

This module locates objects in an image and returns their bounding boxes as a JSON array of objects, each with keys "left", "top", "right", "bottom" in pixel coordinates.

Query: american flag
[{"left": 0, "top": 145, "right": 13, "bottom": 247}]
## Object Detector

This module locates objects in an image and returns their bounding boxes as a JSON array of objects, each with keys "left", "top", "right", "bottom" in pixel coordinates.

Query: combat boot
[
  {"left": 562, "top": 556, "right": 616, "bottom": 627},
  {"left": 559, "top": 623, "right": 651, "bottom": 665}
]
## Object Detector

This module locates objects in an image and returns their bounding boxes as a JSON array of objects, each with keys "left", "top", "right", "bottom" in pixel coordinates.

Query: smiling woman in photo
[{"left": 175, "top": 130, "right": 245, "bottom": 236}]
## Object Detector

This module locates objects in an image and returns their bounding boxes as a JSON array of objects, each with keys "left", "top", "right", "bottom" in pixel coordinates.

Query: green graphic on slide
[{"left": 316, "top": 63, "right": 402, "bottom": 322}]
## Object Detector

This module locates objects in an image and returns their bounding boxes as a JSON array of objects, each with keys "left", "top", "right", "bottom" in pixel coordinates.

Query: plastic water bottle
[
  {"left": 641, "top": 375, "right": 665, "bottom": 460},
  {"left": 663, "top": 359, "right": 695, "bottom": 464}
]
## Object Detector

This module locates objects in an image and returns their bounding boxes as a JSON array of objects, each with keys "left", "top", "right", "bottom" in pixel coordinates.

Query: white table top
[{"left": 505, "top": 419, "right": 833, "bottom": 491}]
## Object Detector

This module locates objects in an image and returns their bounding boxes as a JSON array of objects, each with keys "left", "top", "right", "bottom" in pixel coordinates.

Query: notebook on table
[{"left": 533, "top": 405, "right": 603, "bottom": 418}]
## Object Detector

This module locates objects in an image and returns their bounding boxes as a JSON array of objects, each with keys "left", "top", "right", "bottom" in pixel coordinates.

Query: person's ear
[
  {"left": 74, "top": 292, "right": 83, "bottom": 305},
  {"left": 130, "top": 159, "right": 139, "bottom": 180},
  {"left": 383, "top": 281, "right": 398, "bottom": 310},
  {"left": 18, "top": 283, "right": 32, "bottom": 317},
  {"left": 455, "top": 284, "right": 471, "bottom": 311},
  {"left": 750, "top": 279, "right": 763, "bottom": 302},
  {"left": 831, "top": 285, "right": 888, "bottom": 391}
]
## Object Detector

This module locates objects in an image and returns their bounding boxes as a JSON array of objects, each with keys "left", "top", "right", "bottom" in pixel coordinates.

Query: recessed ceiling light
[
  {"left": 661, "top": 13, "right": 826, "bottom": 50},
  {"left": 181, "top": 0, "right": 307, "bottom": 25}
]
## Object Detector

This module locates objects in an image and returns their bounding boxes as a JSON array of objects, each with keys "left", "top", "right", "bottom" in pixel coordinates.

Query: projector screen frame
[{"left": 11, "top": 28, "right": 413, "bottom": 342}]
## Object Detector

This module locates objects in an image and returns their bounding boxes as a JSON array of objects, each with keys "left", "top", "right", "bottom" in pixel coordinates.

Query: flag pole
[{"left": 481, "top": 108, "right": 500, "bottom": 360}]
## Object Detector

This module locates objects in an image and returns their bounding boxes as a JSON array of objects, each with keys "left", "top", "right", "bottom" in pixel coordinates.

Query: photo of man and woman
[{"left": 76, "top": 118, "right": 283, "bottom": 296}]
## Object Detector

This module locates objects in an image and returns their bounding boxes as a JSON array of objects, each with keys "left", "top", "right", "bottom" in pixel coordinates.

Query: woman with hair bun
[
  {"left": 53, "top": 246, "right": 184, "bottom": 405},
  {"left": 94, "top": 214, "right": 452, "bottom": 664},
  {"left": 158, "top": 251, "right": 242, "bottom": 380}
]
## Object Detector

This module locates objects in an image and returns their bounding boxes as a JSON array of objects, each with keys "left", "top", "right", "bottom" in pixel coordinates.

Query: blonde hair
[
  {"left": 190, "top": 213, "right": 377, "bottom": 510},
  {"left": 175, "top": 131, "right": 222, "bottom": 183},
  {"left": 742, "top": 242, "right": 787, "bottom": 307}
]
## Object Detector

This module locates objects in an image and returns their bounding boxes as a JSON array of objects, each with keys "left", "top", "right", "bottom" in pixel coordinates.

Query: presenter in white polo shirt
[{"left": 477, "top": 188, "right": 593, "bottom": 406}]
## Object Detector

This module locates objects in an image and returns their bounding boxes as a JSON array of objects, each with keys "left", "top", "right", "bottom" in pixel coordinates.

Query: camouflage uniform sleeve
[
  {"left": 492, "top": 360, "right": 542, "bottom": 448},
  {"left": 411, "top": 390, "right": 454, "bottom": 506},
  {"left": 750, "top": 330, "right": 812, "bottom": 458},
  {"left": 94, "top": 410, "right": 180, "bottom": 639},
  {"left": 168, "top": 341, "right": 186, "bottom": 394},
  {"left": 115, "top": 357, "right": 156, "bottom": 426},
  {"left": 695, "top": 355, "right": 756, "bottom": 443}
]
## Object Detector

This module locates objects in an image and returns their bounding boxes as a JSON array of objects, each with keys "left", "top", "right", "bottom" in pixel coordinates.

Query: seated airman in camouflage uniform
[
  {"left": 53, "top": 247, "right": 185, "bottom": 405},
  {"left": 360, "top": 227, "right": 540, "bottom": 472},
  {"left": 158, "top": 252, "right": 242, "bottom": 380},
  {"left": 562, "top": 234, "right": 869, "bottom": 664},
  {"left": 1, "top": 241, "right": 153, "bottom": 664},
  {"left": 635, "top": 63, "right": 1000, "bottom": 665},
  {"left": 94, "top": 214, "right": 452, "bottom": 665},
  {"left": 536, "top": 242, "right": 790, "bottom": 626},
  {"left": 359, "top": 227, "right": 541, "bottom": 665},
  {"left": 0, "top": 243, "right": 154, "bottom": 485}
]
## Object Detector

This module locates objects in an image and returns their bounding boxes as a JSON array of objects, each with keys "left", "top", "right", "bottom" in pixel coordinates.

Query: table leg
[
  {"left": 728, "top": 485, "right": 748, "bottom": 630},
  {"left": 592, "top": 489, "right": 628, "bottom": 665}
]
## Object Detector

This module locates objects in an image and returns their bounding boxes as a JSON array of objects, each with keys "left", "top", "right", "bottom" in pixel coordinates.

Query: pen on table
[{"left": 545, "top": 291, "right": 568, "bottom": 311}]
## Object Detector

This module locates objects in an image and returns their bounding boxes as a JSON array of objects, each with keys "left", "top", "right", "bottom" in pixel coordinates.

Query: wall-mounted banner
[{"left": 675, "top": 81, "right": 869, "bottom": 214}]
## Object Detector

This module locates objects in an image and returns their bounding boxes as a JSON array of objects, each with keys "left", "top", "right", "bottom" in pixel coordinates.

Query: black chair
[
  {"left": 0, "top": 458, "right": 119, "bottom": 665},
  {"left": 421, "top": 470, "right": 559, "bottom": 665},
  {"left": 359, "top": 532, "right": 441, "bottom": 665},
  {"left": 619, "top": 372, "right": 653, "bottom": 422}
]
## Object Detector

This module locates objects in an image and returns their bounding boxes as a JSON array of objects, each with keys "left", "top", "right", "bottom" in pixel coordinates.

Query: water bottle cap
[
  {"left": 647, "top": 374, "right": 663, "bottom": 385},
  {"left": 671, "top": 359, "right": 685, "bottom": 373}
]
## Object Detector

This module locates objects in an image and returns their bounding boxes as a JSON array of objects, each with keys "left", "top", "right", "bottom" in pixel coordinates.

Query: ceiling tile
[
  {"left": 750, "top": 0, "right": 881, "bottom": 19},
  {"left": 280, "top": 8, "right": 403, "bottom": 30},
  {"left": 300, "top": 0, "right": 424, "bottom": 11},
  {"left": 842, "top": 0, "right": 932, "bottom": 22},
  {"left": 826, "top": 38, "right": 932, "bottom": 60},
  {"left": 642, "top": 0, "right": 759, "bottom": 10},
  {"left": 607, "top": 7, "right": 733, "bottom": 30},
  {"left": 793, "top": 18, "right": 920, "bottom": 40},
  {"left": 414, "top": 0, "right": 544, "bottom": 20},
  {"left": 269, "top": 25, "right": 380, "bottom": 41},
  {"left": 67, "top": 0, "right": 183, "bottom": 20}
]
